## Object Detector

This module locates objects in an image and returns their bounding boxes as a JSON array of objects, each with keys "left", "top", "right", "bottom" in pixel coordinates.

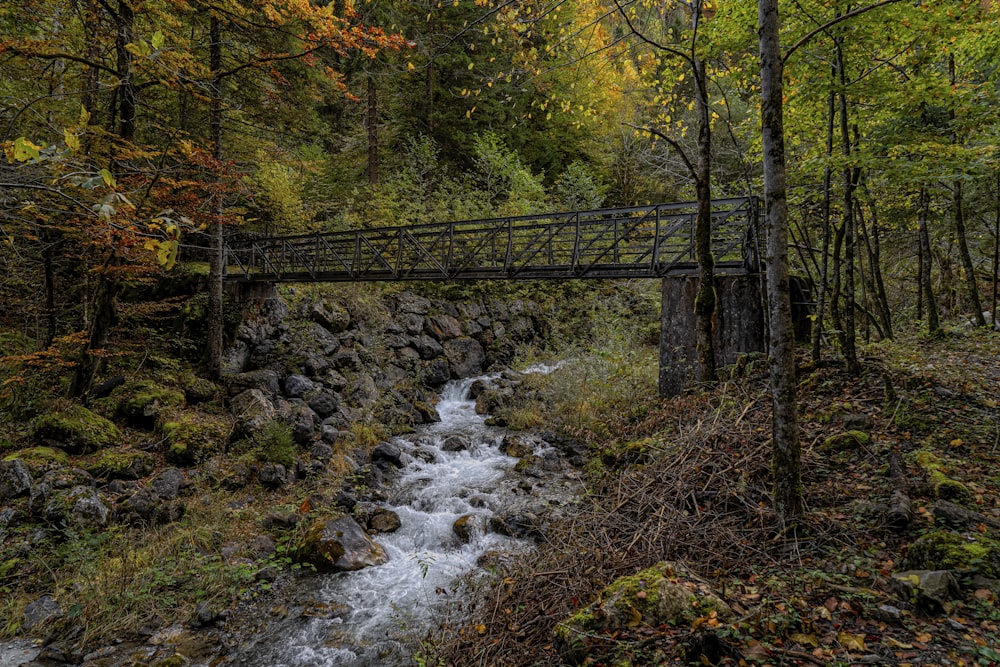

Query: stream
[{"left": 224, "top": 369, "right": 576, "bottom": 666}]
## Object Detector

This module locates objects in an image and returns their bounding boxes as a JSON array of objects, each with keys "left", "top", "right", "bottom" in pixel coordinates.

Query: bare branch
[
  {"left": 782, "top": 0, "right": 903, "bottom": 65},
  {"left": 623, "top": 122, "right": 697, "bottom": 181}
]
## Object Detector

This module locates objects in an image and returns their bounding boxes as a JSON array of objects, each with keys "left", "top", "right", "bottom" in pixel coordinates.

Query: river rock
[
  {"left": 371, "top": 442, "right": 403, "bottom": 468},
  {"left": 501, "top": 435, "right": 534, "bottom": 458},
  {"left": 444, "top": 337, "right": 486, "bottom": 378},
  {"left": 295, "top": 516, "right": 388, "bottom": 572},
  {"left": 0, "top": 460, "right": 32, "bottom": 499},
  {"left": 368, "top": 508, "right": 402, "bottom": 533},
  {"left": 283, "top": 374, "right": 314, "bottom": 399},
  {"left": 442, "top": 435, "right": 469, "bottom": 452},
  {"left": 453, "top": 514, "right": 480, "bottom": 543},
  {"left": 423, "top": 360, "right": 451, "bottom": 387}
]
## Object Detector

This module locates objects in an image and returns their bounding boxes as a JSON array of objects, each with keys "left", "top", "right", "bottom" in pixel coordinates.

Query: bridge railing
[{"left": 223, "top": 196, "right": 760, "bottom": 282}]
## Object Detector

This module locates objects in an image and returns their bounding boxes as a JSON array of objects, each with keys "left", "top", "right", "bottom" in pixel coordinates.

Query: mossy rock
[
  {"left": 554, "top": 562, "right": 730, "bottom": 665},
  {"left": 118, "top": 381, "right": 186, "bottom": 429},
  {"left": 914, "top": 450, "right": 972, "bottom": 500},
  {"left": 30, "top": 405, "right": 121, "bottom": 454},
  {"left": 902, "top": 531, "right": 1000, "bottom": 578},
  {"left": 4, "top": 446, "right": 71, "bottom": 467},
  {"left": 820, "top": 430, "right": 871, "bottom": 452},
  {"left": 86, "top": 450, "right": 154, "bottom": 480},
  {"left": 161, "top": 413, "right": 230, "bottom": 465},
  {"left": 183, "top": 376, "right": 218, "bottom": 404}
]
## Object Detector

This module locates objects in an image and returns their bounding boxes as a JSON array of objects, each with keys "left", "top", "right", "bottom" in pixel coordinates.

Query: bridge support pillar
[{"left": 659, "top": 274, "right": 766, "bottom": 396}]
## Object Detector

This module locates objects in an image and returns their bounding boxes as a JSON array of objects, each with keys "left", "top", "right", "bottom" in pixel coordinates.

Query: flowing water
[{"left": 227, "top": 374, "right": 548, "bottom": 666}]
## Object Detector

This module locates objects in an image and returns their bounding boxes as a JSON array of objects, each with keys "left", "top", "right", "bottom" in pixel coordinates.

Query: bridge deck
[{"left": 222, "top": 197, "right": 760, "bottom": 283}]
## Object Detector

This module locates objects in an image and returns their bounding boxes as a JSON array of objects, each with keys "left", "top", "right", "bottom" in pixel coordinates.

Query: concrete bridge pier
[{"left": 659, "top": 274, "right": 767, "bottom": 396}]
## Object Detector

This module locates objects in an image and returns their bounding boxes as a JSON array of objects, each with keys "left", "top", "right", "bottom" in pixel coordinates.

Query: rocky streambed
[{"left": 215, "top": 368, "right": 585, "bottom": 666}]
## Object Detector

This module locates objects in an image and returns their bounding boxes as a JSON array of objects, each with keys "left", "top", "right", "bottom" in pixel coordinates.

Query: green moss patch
[
  {"left": 86, "top": 450, "right": 154, "bottom": 480},
  {"left": 914, "top": 450, "right": 972, "bottom": 501},
  {"left": 161, "top": 412, "right": 230, "bottom": 464},
  {"left": 118, "top": 381, "right": 185, "bottom": 429},
  {"left": 4, "top": 446, "right": 70, "bottom": 467},
  {"left": 902, "top": 530, "right": 1000, "bottom": 578},
  {"left": 820, "top": 430, "right": 871, "bottom": 452},
  {"left": 30, "top": 405, "right": 121, "bottom": 454}
]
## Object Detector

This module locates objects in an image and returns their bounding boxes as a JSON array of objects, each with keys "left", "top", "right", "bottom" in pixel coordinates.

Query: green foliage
[
  {"left": 471, "top": 132, "right": 546, "bottom": 214},
  {"left": 244, "top": 419, "right": 297, "bottom": 468},
  {"left": 552, "top": 160, "right": 608, "bottom": 211}
]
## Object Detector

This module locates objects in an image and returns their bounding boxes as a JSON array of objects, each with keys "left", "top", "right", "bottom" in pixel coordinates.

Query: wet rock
[
  {"left": 442, "top": 435, "right": 469, "bottom": 452},
  {"left": 0, "top": 459, "right": 32, "bottom": 499},
  {"left": 23, "top": 595, "right": 63, "bottom": 630},
  {"left": 193, "top": 601, "right": 219, "bottom": 627},
  {"left": 295, "top": 516, "right": 388, "bottom": 573},
  {"left": 501, "top": 435, "right": 534, "bottom": 458},
  {"left": 371, "top": 442, "right": 403, "bottom": 468},
  {"left": 453, "top": 514, "right": 480, "bottom": 543},
  {"left": 283, "top": 374, "right": 314, "bottom": 399},
  {"left": 369, "top": 508, "right": 402, "bottom": 533},
  {"left": 414, "top": 401, "right": 441, "bottom": 423},
  {"left": 890, "top": 570, "right": 961, "bottom": 610},
  {"left": 231, "top": 389, "right": 277, "bottom": 435}
]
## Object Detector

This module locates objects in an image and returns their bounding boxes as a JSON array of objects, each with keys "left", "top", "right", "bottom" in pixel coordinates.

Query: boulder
[
  {"left": 152, "top": 468, "right": 187, "bottom": 500},
  {"left": 369, "top": 508, "right": 402, "bottom": 533},
  {"left": 295, "top": 516, "right": 388, "bottom": 573},
  {"left": 890, "top": 570, "right": 961, "bottom": 610},
  {"left": 283, "top": 374, "right": 314, "bottom": 399},
  {"left": 396, "top": 292, "right": 431, "bottom": 315},
  {"left": 231, "top": 389, "right": 277, "bottom": 435},
  {"left": 161, "top": 414, "right": 229, "bottom": 464},
  {"left": 259, "top": 463, "right": 288, "bottom": 488},
  {"left": 332, "top": 350, "right": 362, "bottom": 372},
  {"left": 30, "top": 405, "right": 121, "bottom": 454},
  {"left": 87, "top": 450, "right": 153, "bottom": 480},
  {"left": 46, "top": 485, "right": 110, "bottom": 529},
  {"left": 309, "top": 393, "right": 340, "bottom": 419},
  {"left": 422, "top": 360, "right": 451, "bottom": 387},
  {"left": 441, "top": 435, "right": 469, "bottom": 452},
  {"left": 902, "top": 530, "right": 1000, "bottom": 578},
  {"left": 453, "top": 514, "right": 480, "bottom": 543},
  {"left": 554, "top": 562, "right": 731, "bottom": 666},
  {"left": 371, "top": 442, "right": 403, "bottom": 468},
  {"left": 183, "top": 377, "right": 217, "bottom": 404},
  {"left": 0, "top": 459, "right": 32, "bottom": 499},
  {"left": 22, "top": 595, "right": 63, "bottom": 631},
  {"left": 501, "top": 435, "right": 534, "bottom": 458},
  {"left": 117, "top": 382, "right": 186, "bottom": 429},
  {"left": 443, "top": 338, "right": 486, "bottom": 378},
  {"left": 411, "top": 335, "right": 444, "bottom": 360},
  {"left": 227, "top": 370, "right": 281, "bottom": 397},
  {"left": 425, "top": 314, "right": 464, "bottom": 341},
  {"left": 310, "top": 300, "right": 351, "bottom": 334}
]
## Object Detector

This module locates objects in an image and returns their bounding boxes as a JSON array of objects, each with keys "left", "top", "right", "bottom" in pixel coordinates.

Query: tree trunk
[
  {"left": 69, "top": 254, "right": 120, "bottom": 398},
  {"left": 812, "top": 82, "right": 835, "bottom": 364},
  {"left": 993, "top": 170, "right": 999, "bottom": 326},
  {"left": 918, "top": 186, "right": 940, "bottom": 335},
  {"left": 114, "top": 0, "right": 136, "bottom": 142},
  {"left": 858, "top": 193, "right": 892, "bottom": 338},
  {"left": 206, "top": 15, "right": 226, "bottom": 378},
  {"left": 917, "top": 231, "right": 924, "bottom": 320},
  {"left": 836, "top": 41, "right": 859, "bottom": 375},
  {"left": 367, "top": 73, "right": 379, "bottom": 185},
  {"left": 693, "top": 56, "right": 716, "bottom": 385},
  {"left": 758, "top": 0, "right": 803, "bottom": 527},
  {"left": 949, "top": 55, "right": 984, "bottom": 326},
  {"left": 43, "top": 235, "right": 57, "bottom": 349}
]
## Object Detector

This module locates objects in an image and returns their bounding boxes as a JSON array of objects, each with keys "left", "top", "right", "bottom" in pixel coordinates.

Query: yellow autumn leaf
[
  {"left": 407, "top": 61, "right": 415, "bottom": 70},
  {"left": 838, "top": 631, "right": 866, "bottom": 651},
  {"left": 789, "top": 633, "right": 819, "bottom": 648},
  {"left": 64, "top": 129, "right": 80, "bottom": 152}
]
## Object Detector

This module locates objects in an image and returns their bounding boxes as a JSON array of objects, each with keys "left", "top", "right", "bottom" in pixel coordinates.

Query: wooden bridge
[{"left": 222, "top": 197, "right": 761, "bottom": 283}]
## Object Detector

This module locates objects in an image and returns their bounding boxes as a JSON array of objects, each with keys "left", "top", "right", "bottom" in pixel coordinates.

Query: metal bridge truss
[{"left": 223, "top": 197, "right": 761, "bottom": 283}]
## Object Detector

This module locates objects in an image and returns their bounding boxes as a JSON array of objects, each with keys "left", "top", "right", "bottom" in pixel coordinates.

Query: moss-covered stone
[
  {"left": 820, "top": 430, "right": 871, "bottom": 452},
  {"left": 4, "top": 446, "right": 71, "bottom": 467},
  {"left": 914, "top": 450, "right": 972, "bottom": 501},
  {"left": 902, "top": 531, "right": 1000, "bottom": 578},
  {"left": 118, "top": 381, "right": 186, "bottom": 429},
  {"left": 554, "top": 562, "right": 731, "bottom": 665},
  {"left": 161, "top": 413, "right": 230, "bottom": 465},
  {"left": 30, "top": 405, "right": 121, "bottom": 454},
  {"left": 86, "top": 450, "right": 154, "bottom": 480}
]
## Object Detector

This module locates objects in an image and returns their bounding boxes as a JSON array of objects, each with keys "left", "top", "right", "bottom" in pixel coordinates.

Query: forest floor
[{"left": 427, "top": 325, "right": 1000, "bottom": 666}]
